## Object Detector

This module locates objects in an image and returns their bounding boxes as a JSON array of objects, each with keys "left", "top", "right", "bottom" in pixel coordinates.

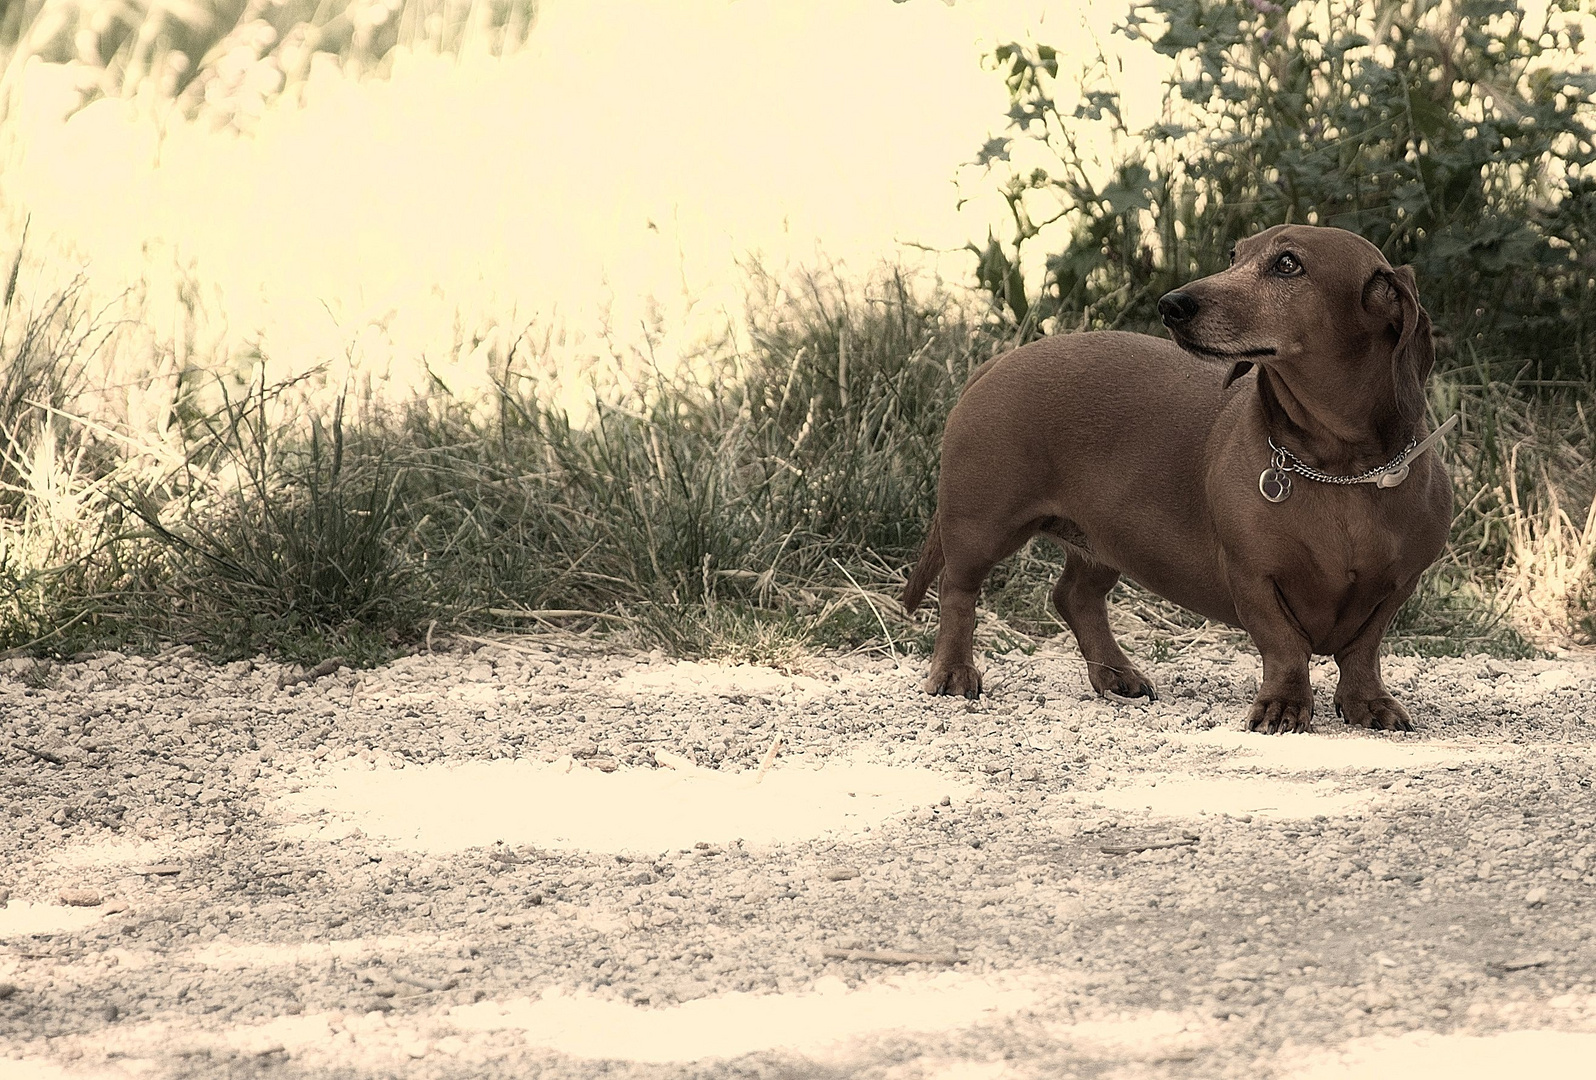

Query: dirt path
[{"left": 2, "top": 638, "right": 1595, "bottom": 1078}]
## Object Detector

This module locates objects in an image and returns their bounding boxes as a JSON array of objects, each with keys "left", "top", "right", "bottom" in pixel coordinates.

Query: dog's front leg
[
  {"left": 1231, "top": 580, "right": 1314, "bottom": 734},
  {"left": 1332, "top": 585, "right": 1419, "bottom": 732}
]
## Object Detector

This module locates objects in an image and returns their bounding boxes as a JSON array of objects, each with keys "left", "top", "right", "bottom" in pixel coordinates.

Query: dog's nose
[{"left": 1158, "top": 291, "right": 1199, "bottom": 325}]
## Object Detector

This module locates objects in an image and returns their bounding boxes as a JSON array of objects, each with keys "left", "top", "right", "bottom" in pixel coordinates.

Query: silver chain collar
[
  {"left": 1267, "top": 436, "right": 1417, "bottom": 486},
  {"left": 1257, "top": 416, "right": 1458, "bottom": 504}
]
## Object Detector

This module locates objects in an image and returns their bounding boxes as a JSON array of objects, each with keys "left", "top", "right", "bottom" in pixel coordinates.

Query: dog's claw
[
  {"left": 1337, "top": 695, "right": 1413, "bottom": 732},
  {"left": 1246, "top": 695, "right": 1312, "bottom": 735},
  {"left": 922, "top": 662, "right": 983, "bottom": 699},
  {"left": 1089, "top": 664, "right": 1157, "bottom": 702}
]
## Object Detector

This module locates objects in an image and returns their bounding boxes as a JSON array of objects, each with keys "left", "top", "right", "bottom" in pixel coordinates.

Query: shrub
[{"left": 969, "top": 0, "right": 1596, "bottom": 378}]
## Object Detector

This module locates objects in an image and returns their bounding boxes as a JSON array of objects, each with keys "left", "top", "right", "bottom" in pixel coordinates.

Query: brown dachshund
[{"left": 902, "top": 225, "right": 1452, "bottom": 733}]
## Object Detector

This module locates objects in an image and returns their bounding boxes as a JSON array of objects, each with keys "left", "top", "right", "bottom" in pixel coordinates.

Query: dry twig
[
  {"left": 822, "top": 949, "right": 961, "bottom": 965},
  {"left": 12, "top": 742, "right": 63, "bottom": 765},
  {"left": 1099, "top": 837, "right": 1199, "bottom": 856}
]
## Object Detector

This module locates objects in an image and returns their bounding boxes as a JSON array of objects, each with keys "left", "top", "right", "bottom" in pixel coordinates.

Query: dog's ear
[
  {"left": 1222, "top": 360, "right": 1254, "bottom": 388},
  {"left": 1368, "top": 265, "right": 1434, "bottom": 424}
]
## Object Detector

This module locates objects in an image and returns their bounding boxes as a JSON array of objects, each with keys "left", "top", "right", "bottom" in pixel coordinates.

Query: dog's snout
[{"left": 1158, "top": 291, "right": 1200, "bottom": 326}]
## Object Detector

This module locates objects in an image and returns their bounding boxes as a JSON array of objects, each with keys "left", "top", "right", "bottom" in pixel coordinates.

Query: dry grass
[{"left": 0, "top": 256, "right": 1583, "bottom": 666}]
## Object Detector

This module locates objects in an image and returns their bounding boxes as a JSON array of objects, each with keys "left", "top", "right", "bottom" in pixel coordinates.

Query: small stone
[
  {"left": 59, "top": 888, "right": 103, "bottom": 907},
  {"left": 0, "top": 983, "right": 16, "bottom": 1000},
  {"left": 1526, "top": 887, "right": 1548, "bottom": 907},
  {"left": 653, "top": 750, "right": 693, "bottom": 771},
  {"left": 825, "top": 867, "right": 861, "bottom": 881}
]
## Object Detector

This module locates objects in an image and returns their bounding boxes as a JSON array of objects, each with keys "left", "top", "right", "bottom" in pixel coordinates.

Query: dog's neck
[{"left": 1256, "top": 367, "right": 1414, "bottom": 470}]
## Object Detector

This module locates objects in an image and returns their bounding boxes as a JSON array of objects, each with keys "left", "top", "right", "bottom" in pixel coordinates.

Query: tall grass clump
[
  {"left": 1430, "top": 359, "right": 1596, "bottom": 646},
  {"left": 381, "top": 266, "right": 1001, "bottom": 660},
  {"left": 0, "top": 260, "right": 152, "bottom": 654},
  {"left": 117, "top": 378, "right": 418, "bottom": 663}
]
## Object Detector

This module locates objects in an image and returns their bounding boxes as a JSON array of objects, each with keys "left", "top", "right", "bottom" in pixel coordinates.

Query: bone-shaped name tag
[{"left": 1373, "top": 416, "right": 1458, "bottom": 489}]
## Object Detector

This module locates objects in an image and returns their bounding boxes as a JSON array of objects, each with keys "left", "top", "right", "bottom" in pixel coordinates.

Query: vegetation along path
[{"left": 2, "top": 639, "right": 1595, "bottom": 1078}]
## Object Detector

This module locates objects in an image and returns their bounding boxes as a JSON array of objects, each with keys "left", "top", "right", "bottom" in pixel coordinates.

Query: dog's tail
[{"left": 900, "top": 512, "right": 944, "bottom": 614}]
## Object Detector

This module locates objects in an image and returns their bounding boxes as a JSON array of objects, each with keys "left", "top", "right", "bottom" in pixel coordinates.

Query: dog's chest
[{"left": 1274, "top": 509, "right": 1406, "bottom": 646}]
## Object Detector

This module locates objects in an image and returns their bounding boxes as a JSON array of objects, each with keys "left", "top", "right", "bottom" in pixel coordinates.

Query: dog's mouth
[{"left": 1169, "top": 332, "right": 1277, "bottom": 362}]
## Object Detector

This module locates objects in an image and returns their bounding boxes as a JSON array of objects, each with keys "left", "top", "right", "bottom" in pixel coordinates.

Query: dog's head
[{"left": 1158, "top": 224, "right": 1434, "bottom": 429}]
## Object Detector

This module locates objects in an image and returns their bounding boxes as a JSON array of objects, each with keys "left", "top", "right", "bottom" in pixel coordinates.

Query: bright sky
[{"left": 2, "top": 0, "right": 1170, "bottom": 404}]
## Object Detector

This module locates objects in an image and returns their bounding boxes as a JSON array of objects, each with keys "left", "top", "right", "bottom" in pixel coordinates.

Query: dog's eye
[{"left": 1274, "top": 252, "right": 1303, "bottom": 276}]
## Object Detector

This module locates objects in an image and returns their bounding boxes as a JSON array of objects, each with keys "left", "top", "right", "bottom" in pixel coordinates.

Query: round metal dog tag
[
  {"left": 1375, "top": 464, "right": 1410, "bottom": 488},
  {"left": 1259, "top": 467, "right": 1292, "bottom": 503}
]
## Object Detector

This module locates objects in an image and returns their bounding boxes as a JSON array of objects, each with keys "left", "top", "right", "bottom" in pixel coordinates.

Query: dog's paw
[
  {"left": 1246, "top": 695, "right": 1312, "bottom": 734},
  {"left": 923, "top": 663, "right": 982, "bottom": 699},
  {"left": 1089, "top": 664, "right": 1158, "bottom": 701},
  {"left": 1335, "top": 696, "right": 1413, "bottom": 732}
]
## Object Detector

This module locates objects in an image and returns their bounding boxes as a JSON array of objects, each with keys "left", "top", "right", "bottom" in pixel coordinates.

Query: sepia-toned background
[{"left": 0, "top": 0, "right": 1590, "bottom": 668}]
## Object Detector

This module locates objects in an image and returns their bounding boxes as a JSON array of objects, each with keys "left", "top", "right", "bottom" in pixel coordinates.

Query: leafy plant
[{"left": 970, "top": 0, "right": 1596, "bottom": 378}]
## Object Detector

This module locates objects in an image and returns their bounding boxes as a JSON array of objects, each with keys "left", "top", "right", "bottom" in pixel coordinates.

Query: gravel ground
[{"left": 2, "top": 636, "right": 1595, "bottom": 1079}]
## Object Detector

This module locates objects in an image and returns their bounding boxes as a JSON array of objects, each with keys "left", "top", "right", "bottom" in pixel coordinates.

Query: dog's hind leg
[
  {"left": 922, "top": 565, "right": 986, "bottom": 699},
  {"left": 1051, "top": 553, "right": 1157, "bottom": 700},
  {"left": 922, "top": 519, "right": 1031, "bottom": 698}
]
